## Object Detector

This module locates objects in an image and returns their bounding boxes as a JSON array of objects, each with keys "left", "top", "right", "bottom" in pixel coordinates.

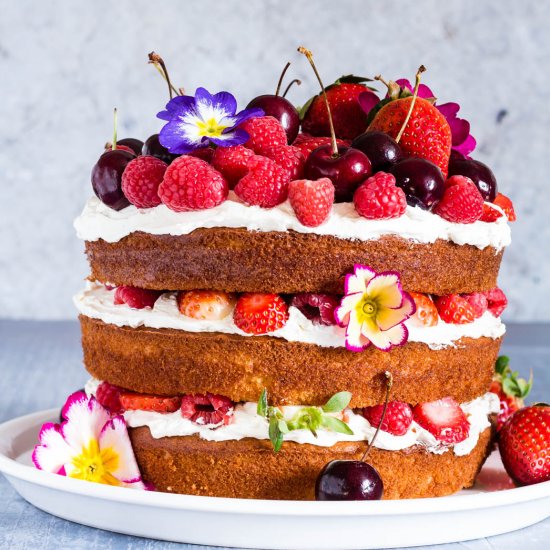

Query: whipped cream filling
[
  {"left": 75, "top": 282, "right": 506, "bottom": 350},
  {"left": 75, "top": 193, "right": 511, "bottom": 251},
  {"left": 85, "top": 379, "right": 498, "bottom": 456}
]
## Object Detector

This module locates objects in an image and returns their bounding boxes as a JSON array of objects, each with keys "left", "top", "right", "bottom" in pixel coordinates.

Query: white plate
[{"left": 1, "top": 409, "right": 549, "bottom": 549}]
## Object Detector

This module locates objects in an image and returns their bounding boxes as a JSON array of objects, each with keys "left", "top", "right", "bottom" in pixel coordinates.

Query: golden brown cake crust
[
  {"left": 129, "top": 427, "right": 493, "bottom": 500},
  {"left": 81, "top": 315, "right": 501, "bottom": 407},
  {"left": 85, "top": 229, "right": 504, "bottom": 295}
]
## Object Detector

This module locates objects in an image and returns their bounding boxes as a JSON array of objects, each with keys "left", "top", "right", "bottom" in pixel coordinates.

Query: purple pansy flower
[{"left": 157, "top": 88, "right": 264, "bottom": 154}]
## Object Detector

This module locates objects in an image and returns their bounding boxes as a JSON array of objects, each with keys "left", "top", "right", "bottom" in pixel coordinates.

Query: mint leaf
[
  {"left": 278, "top": 419, "right": 289, "bottom": 434},
  {"left": 495, "top": 356, "right": 510, "bottom": 375},
  {"left": 322, "top": 391, "right": 352, "bottom": 413},
  {"left": 257, "top": 389, "right": 268, "bottom": 417},
  {"left": 321, "top": 416, "right": 354, "bottom": 435},
  {"left": 269, "top": 415, "right": 284, "bottom": 452}
]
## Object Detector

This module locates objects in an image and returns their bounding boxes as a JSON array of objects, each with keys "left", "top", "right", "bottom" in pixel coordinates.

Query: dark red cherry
[
  {"left": 247, "top": 95, "right": 300, "bottom": 144},
  {"left": 315, "top": 460, "right": 383, "bottom": 501},
  {"left": 390, "top": 158, "right": 445, "bottom": 209},
  {"left": 351, "top": 131, "right": 403, "bottom": 173},
  {"left": 142, "top": 133, "right": 178, "bottom": 164},
  {"left": 117, "top": 138, "right": 144, "bottom": 156},
  {"left": 304, "top": 145, "right": 372, "bottom": 202},
  {"left": 448, "top": 158, "right": 497, "bottom": 202},
  {"left": 91, "top": 150, "right": 133, "bottom": 210}
]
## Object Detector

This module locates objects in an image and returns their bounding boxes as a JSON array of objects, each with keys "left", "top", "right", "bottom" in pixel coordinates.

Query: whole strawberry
[
  {"left": 121, "top": 155, "right": 167, "bottom": 208},
  {"left": 353, "top": 172, "right": 407, "bottom": 220},
  {"left": 499, "top": 405, "right": 550, "bottom": 485},
  {"left": 434, "top": 176, "right": 484, "bottom": 223},
  {"left": 288, "top": 178, "right": 335, "bottom": 227},
  {"left": 240, "top": 116, "right": 287, "bottom": 155}
]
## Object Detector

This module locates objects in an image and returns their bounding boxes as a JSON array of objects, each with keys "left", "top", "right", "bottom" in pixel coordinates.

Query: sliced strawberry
[
  {"left": 177, "top": 290, "right": 236, "bottom": 320},
  {"left": 233, "top": 293, "right": 289, "bottom": 334},
  {"left": 413, "top": 397, "right": 470, "bottom": 444},
  {"left": 362, "top": 401, "right": 413, "bottom": 436},
  {"left": 119, "top": 392, "right": 181, "bottom": 413},
  {"left": 180, "top": 393, "right": 234, "bottom": 426},
  {"left": 408, "top": 292, "right": 438, "bottom": 327}
]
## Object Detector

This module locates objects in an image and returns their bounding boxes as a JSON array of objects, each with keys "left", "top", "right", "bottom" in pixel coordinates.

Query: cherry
[
  {"left": 117, "top": 138, "right": 143, "bottom": 156},
  {"left": 351, "top": 131, "right": 403, "bottom": 173},
  {"left": 448, "top": 158, "right": 497, "bottom": 202},
  {"left": 142, "top": 133, "right": 178, "bottom": 164},
  {"left": 91, "top": 149, "right": 133, "bottom": 210},
  {"left": 390, "top": 158, "right": 445, "bottom": 209}
]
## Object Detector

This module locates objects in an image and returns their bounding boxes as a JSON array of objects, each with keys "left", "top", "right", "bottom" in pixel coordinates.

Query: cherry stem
[
  {"left": 395, "top": 65, "right": 426, "bottom": 143},
  {"left": 112, "top": 108, "right": 118, "bottom": 150},
  {"left": 148, "top": 51, "right": 179, "bottom": 99},
  {"left": 298, "top": 46, "right": 338, "bottom": 157},
  {"left": 282, "top": 79, "right": 301, "bottom": 98},
  {"left": 361, "top": 371, "right": 393, "bottom": 462},
  {"left": 374, "top": 74, "right": 390, "bottom": 88},
  {"left": 275, "top": 62, "right": 292, "bottom": 96}
]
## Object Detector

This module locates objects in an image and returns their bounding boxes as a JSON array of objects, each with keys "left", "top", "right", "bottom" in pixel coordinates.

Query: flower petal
[
  {"left": 61, "top": 396, "right": 110, "bottom": 452},
  {"left": 231, "top": 107, "right": 264, "bottom": 127},
  {"left": 32, "top": 423, "right": 73, "bottom": 473},
  {"left": 345, "top": 316, "right": 371, "bottom": 352},
  {"left": 211, "top": 91, "right": 237, "bottom": 117},
  {"left": 345, "top": 265, "right": 376, "bottom": 295},
  {"left": 334, "top": 292, "right": 363, "bottom": 326},
  {"left": 368, "top": 322, "right": 409, "bottom": 351},
  {"left": 394, "top": 79, "right": 435, "bottom": 99},
  {"left": 209, "top": 128, "right": 249, "bottom": 147},
  {"left": 358, "top": 91, "right": 380, "bottom": 115},
  {"left": 158, "top": 120, "right": 200, "bottom": 154},
  {"left": 157, "top": 95, "right": 196, "bottom": 121},
  {"left": 376, "top": 305, "right": 409, "bottom": 331},
  {"left": 365, "top": 272, "right": 403, "bottom": 308}
]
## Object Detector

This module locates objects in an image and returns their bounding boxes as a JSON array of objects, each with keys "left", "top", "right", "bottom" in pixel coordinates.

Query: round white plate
[{"left": 1, "top": 409, "right": 549, "bottom": 549}]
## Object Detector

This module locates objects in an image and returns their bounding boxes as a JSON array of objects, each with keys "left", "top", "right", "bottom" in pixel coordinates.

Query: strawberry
[
  {"left": 498, "top": 405, "right": 550, "bottom": 485},
  {"left": 301, "top": 77, "right": 372, "bottom": 140},
  {"left": 95, "top": 381, "right": 124, "bottom": 414},
  {"left": 489, "top": 355, "right": 532, "bottom": 431},
  {"left": 461, "top": 292, "right": 488, "bottom": 319},
  {"left": 434, "top": 176, "right": 484, "bottom": 223},
  {"left": 180, "top": 393, "right": 234, "bottom": 426},
  {"left": 233, "top": 293, "right": 289, "bottom": 334},
  {"left": 368, "top": 96, "right": 452, "bottom": 177},
  {"left": 288, "top": 178, "right": 334, "bottom": 227},
  {"left": 121, "top": 155, "right": 167, "bottom": 208},
  {"left": 408, "top": 292, "right": 438, "bottom": 327},
  {"left": 413, "top": 397, "right": 470, "bottom": 444},
  {"left": 263, "top": 145, "right": 305, "bottom": 180},
  {"left": 119, "top": 392, "right": 181, "bottom": 413},
  {"left": 480, "top": 202, "right": 503, "bottom": 223},
  {"left": 292, "top": 134, "right": 350, "bottom": 158},
  {"left": 114, "top": 286, "right": 162, "bottom": 309},
  {"left": 211, "top": 145, "right": 254, "bottom": 189},
  {"left": 234, "top": 156, "right": 291, "bottom": 208},
  {"left": 353, "top": 172, "right": 407, "bottom": 220},
  {"left": 159, "top": 156, "right": 228, "bottom": 211},
  {"left": 240, "top": 116, "right": 287, "bottom": 155},
  {"left": 177, "top": 290, "right": 236, "bottom": 321},
  {"left": 481, "top": 193, "right": 516, "bottom": 222},
  {"left": 435, "top": 294, "right": 476, "bottom": 324},
  {"left": 482, "top": 287, "right": 508, "bottom": 317},
  {"left": 362, "top": 401, "right": 413, "bottom": 436}
]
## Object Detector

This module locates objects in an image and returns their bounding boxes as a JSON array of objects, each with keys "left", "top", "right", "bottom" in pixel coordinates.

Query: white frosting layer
[
  {"left": 74, "top": 193, "right": 511, "bottom": 250},
  {"left": 75, "top": 282, "right": 506, "bottom": 350},
  {"left": 85, "top": 379, "right": 498, "bottom": 456}
]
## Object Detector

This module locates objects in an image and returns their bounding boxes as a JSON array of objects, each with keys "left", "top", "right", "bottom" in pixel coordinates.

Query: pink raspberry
[
  {"left": 353, "top": 172, "right": 407, "bottom": 220},
  {"left": 462, "top": 292, "right": 488, "bottom": 318},
  {"left": 290, "top": 293, "right": 339, "bottom": 326},
  {"left": 240, "top": 116, "right": 287, "bottom": 155},
  {"left": 288, "top": 178, "right": 335, "bottom": 227},
  {"left": 483, "top": 287, "right": 508, "bottom": 317},
  {"left": 234, "top": 156, "right": 290, "bottom": 208},
  {"left": 363, "top": 401, "right": 413, "bottom": 436},
  {"left": 263, "top": 145, "right": 305, "bottom": 180},
  {"left": 159, "top": 156, "right": 228, "bottom": 211},
  {"left": 96, "top": 381, "right": 124, "bottom": 414},
  {"left": 211, "top": 145, "right": 254, "bottom": 189},
  {"left": 180, "top": 393, "right": 234, "bottom": 426},
  {"left": 114, "top": 286, "right": 162, "bottom": 309},
  {"left": 434, "top": 175, "right": 484, "bottom": 223},
  {"left": 121, "top": 155, "right": 167, "bottom": 208}
]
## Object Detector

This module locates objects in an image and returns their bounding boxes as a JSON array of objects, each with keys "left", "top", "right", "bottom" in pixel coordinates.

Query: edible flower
[
  {"left": 33, "top": 391, "right": 146, "bottom": 489},
  {"left": 157, "top": 88, "right": 263, "bottom": 154},
  {"left": 335, "top": 265, "right": 415, "bottom": 352}
]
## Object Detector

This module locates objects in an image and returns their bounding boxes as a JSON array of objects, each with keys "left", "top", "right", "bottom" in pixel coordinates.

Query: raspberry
[
  {"left": 119, "top": 392, "right": 181, "bottom": 413},
  {"left": 180, "top": 393, "right": 234, "bottom": 426},
  {"left": 434, "top": 175, "right": 484, "bottom": 223},
  {"left": 481, "top": 193, "right": 516, "bottom": 222},
  {"left": 263, "top": 145, "right": 305, "bottom": 180},
  {"left": 409, "top": 292, "right": 438, "bottom": 327},
  {"left": 292, "top": 134, "right": 350, "bottom": 158},
  {"left": 96, "top": 381, "right": 124, "bottom": 414},
  {"left": 290, "top": 293, "right": 339, "bottom": 326},
  {"left": 233, "top": 293, "right": 289, "bottom": 334},
  {"left": 353, "top": 172, "right": 407, "bottom": 220},
  {"left": 121, "top": 155, "right": 167, "bottom": 208},
  {"left": 435, "top": 294, "right": 476, "bottom": 324},
  {"left": 187, "top": 147, "right": 214, "bottom": 163},
  {"left": 240, "top": 116, "right": 287, "bottom": 155},
  {"left": 159, "top": 156, "right": 228, "bottom": 212},
  {"left": 413, "top": 397, "right": 470, "bottom": 444},
  {"left": 114, "top": 286, "right": 161, "bottom": 309},
  {"left": 234, "top": 156, "right": 290, "bottom": 208},
  {"left": 483, "top": 287, "right": 508, "bottom": 317},
  {"left": 211, "top": 145, "right": 254, "bottom": 189},
  {"left": 288, "top": 178, "right": 334, "bottom": 227},
  {"left": 177, "top": 290, "right": 235, "bottom": 320},
  {"left": 362, "top": 401, "right": 413, "bottom": 436},
  {"left": 462, "top": 292, "right": 488, "bottom": 318}
]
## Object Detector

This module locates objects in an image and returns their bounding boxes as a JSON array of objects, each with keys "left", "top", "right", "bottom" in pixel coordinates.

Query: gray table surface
[{"left": 0, "top": 320, "right": 549, "bottom": 550}]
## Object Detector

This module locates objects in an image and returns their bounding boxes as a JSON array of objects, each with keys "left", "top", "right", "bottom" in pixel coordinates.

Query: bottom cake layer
[{"left": 129, "top": 426, "right": 494, "bottom": 500}]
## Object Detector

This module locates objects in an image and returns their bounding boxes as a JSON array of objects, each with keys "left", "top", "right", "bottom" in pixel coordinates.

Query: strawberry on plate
[
  {"left": 233, "top": 293, "right": 289, "bottom": 334},
  {"left": 413, "top": 397, "right": 470, "bottom": 444}
]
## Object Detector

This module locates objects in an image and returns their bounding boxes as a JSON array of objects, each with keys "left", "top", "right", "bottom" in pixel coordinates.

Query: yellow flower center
[
  {"left": 196, "top": 117, "right": 227, "bottom": 138},
  {"left": 68, "top": 439, "right": 121, "bottom": 486},
  {"left": 355, "top": 295, "right": 379, "bottom": 323}
]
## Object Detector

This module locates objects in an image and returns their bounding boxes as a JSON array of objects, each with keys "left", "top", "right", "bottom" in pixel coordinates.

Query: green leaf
[
  {"left": 322, "top": 391, "right": 352, "bottom": 413},
  {"left": 364, "top": 97, "right": 392, "bottom": 126},
  {"left": 333, "top": 74, "right": 373, "bottom": 85},
  {"left": 287, "top": 407, "right": 323, "bottom": 434},
  {"left": 257, "top": 389, "right": 268, "bottom": 417},
  {"left": 269, "top": 415, "right": 284, "bottom": 452},
  {"left": 495, "top": 356, "right": 510, "bottom": 376},
  {"left": 321, "top": 416, "right": 354, "bottom": 435},
  {"left": 278, "top": 419, "right": 290, "bottom": 434},
  {"left": 298, "top": 95, "right": 316, "bottom": 121}
]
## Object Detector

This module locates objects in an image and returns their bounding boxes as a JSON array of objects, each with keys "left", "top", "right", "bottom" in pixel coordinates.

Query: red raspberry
[
  {"left": 353, "top": 172, "right": 407, "bottom": 220},
  {"left": 234, "top": 156, "right": 290, "bottom": 208},
  {"left": 482, "top": 287, "right": 508, "bottom": 317},
  {"left": 288, "top": 178, "right": 335, "bottom": 227},
  {"left": 434, "top": 175, "right": 484, "bottom": 223},
  {"left": 292, "top": 134, "right": 350, "bottom": 158},
  {"left": 187, "top": 147, "right": 214, "bottom": 163},
  {"left": 240, "top": 116, "right": 287, "bottom": 155},
  {"left": 180, "top": 393, "right": 234, "bottom": 426},
  {"left": 462, "top": 292, "right": 488, "bottom": 318},
  {"left": 435, "top": 294, "right": 476, "bottom": 324},
  {"left": 119, "top": 392, "right": 181, "bottom": 413},
  {"left": 159, "top": 156, "right": 228, "bottom": 212},
  {"left": 362, "top": 401, "right": 413, "bottom": 436},
  {"left": 409, "top": 292, "right": 438, "bottom": 327},
  {"left": 481, "top": 193, "right": 516, "bottom": 222},
  {"left": 413, "top": 397, "right": 470, "bottom": 444},
  {"left": 114, "top": 286, "right": 162, "bottom": 309},
  {"left": 96, "top": 381, "right": 124, "bottom": 414},
  {"left": 211, "top": 145, "right": 254, "bottom": 189},
  {"left": 121, "top": 155, "right": 167, "bottom": 208},
  {"left": 263, "top": 145, "right": 305, "bottom": 180},
  {"left": 290, "top": 293, "right": 339, "bottom": 326},
  {"left": 233, "top": 293, "right": 289, "bottom": 334}
]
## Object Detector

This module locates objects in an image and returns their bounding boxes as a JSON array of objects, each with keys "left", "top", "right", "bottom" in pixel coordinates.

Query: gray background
[{"left": 1, "top": 0, "right": 549, "bottom": 320}]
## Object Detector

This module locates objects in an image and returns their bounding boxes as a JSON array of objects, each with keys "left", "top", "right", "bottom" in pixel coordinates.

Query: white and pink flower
[{"left": 335, "top": 265, "right": 415, "bottom": 352}]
